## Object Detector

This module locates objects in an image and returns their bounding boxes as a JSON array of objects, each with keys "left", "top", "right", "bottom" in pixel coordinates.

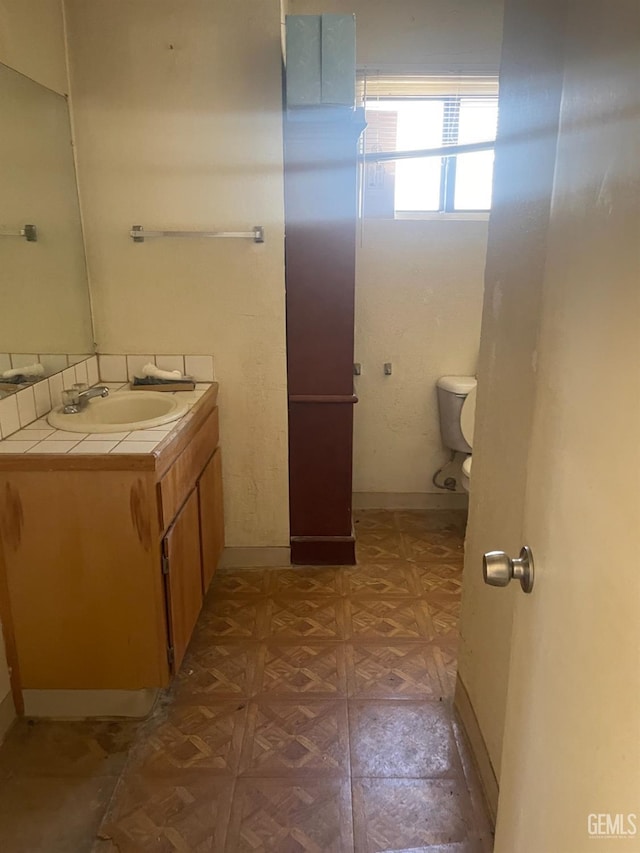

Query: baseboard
[
  {"left": 22, "top": 688, "right": 158, "bottom": 719},
  {"left": 454, "top": 674, "right": 499, "bottom": 822},
  {"left": 221, "top": 546, "right": 291, "bottom": 568},
  {"left": 353, "top": 491, "right": 469, "bottom": 510},
  {"left": 290, "top": 536, "right": 356, "bottom": 565},
  {"left": 0, "top": 690, "right": 15, "bottom": 743}
]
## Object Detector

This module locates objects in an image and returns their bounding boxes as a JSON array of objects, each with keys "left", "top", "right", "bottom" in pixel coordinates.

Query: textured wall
[
  {"left": 494, "top": 0, "right": 640, "bottom": 846},
  {"left": 0, "top": 0, "right": 68, "bottom": 93},
  {"left": 288, "top": 0, "right": 504, "bottom": 70},
  {"left": 457, "top": 0, "right": 567, "bottom": 782},
  {"left": 0, "top": 0, "right": 69, "bottom": 726},
  {"left": 0, "top": 65, "right": 92, "bottom": 355},
  {"left": 353, "top": 219, "right": 487, "bottom": 498},
  {"left": 290, "top": 0, "right": 503, "bottom": 499},
  {"left": 65, "top": 0, "right": 289, "bottom": 547}
]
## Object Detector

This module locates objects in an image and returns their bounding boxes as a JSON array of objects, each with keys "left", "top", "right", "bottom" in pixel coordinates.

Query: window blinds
[
  {"left": 357, "top": 71, "right": 499, "bottom": 102},
  {"left": 357, "top": 71, "right": 499, "bottom": 163}
]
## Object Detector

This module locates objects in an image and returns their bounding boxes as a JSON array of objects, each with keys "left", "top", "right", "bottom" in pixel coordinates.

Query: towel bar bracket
[{"left": 0, "top": 224, "right": 37, "bottom": 242}]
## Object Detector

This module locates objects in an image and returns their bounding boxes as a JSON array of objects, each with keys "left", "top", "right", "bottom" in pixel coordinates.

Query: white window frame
[{"left": 358, "top": 71, "right": 499, "bottom": 220}]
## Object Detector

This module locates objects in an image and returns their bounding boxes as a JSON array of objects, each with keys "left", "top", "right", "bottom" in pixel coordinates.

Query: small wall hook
[{"left": 383, "top": 363, "right": 392, "bottom": 375}]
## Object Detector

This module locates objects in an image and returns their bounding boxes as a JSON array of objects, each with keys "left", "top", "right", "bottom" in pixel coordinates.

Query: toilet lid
[
  {"left": 461, "top": 386, "right": 476, "bottom": 448},
  {"left": 462, "top": 455, "right": 472, "bottom": 476}
]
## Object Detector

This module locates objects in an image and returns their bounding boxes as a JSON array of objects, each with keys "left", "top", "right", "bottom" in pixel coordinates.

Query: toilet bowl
[
  {"left": 461, "top": 454, "right": 472, "bottom": 492},
  {"left": 459, "top": 385, "right": 476, "bottom": 491},
  {"left": 435, "top": 376, "right": 477, "bottom": 492}
]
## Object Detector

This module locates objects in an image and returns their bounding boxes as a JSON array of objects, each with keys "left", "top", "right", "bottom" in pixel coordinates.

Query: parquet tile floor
[{"left": 0, "top": 509, "right": 493, "bottom": 852}]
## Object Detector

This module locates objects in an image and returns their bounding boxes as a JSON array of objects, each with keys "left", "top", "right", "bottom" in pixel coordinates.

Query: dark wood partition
[{"left": 284, "top": 110, "right": 365, "bottom": 564}]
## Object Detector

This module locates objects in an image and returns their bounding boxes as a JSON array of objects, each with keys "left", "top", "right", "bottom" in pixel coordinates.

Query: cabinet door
[
  {"left": 163, "top": 489, "right": 203, "bottom": 672},
  {"left": 198, "top": 447, "right": 225, "bottom": 593}
]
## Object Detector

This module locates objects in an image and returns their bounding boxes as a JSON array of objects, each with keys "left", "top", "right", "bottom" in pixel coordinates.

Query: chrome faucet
[{"left": 62, "top": 385, "right": 109, "bottom": 414}]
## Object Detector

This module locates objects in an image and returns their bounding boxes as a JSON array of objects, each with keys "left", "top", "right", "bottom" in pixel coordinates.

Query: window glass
[
  {"left": 453, "top": 98, "right": 498, "bottom": 210},
  {"left": 394, "top": 100, "right": 444, "bottom": 211},
  {"left": 454, "top": 151, "right": 495, "bottom": 210},
  {"left": 362, "top": 92, "right": 498, "bottom": 214}
]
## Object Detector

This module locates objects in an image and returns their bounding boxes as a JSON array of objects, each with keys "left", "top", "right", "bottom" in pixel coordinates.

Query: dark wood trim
[
  {"left": 284, "top": 110, "right": 364, "bottom": 565},
  {"left": 289, "top": 394, "right": 358, "bottom": 404},
  {"left": 291, "top": 535, "right": 356, "bottom": 566}
]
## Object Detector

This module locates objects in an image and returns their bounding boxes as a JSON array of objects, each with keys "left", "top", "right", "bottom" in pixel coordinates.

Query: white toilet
[{"left": 436, "top": 376, "right": 477, "bottom": 492}]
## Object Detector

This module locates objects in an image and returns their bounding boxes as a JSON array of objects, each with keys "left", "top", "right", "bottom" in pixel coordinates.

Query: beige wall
[
  {"left": 0, "top": 0, "right": 67, "bottom": 93},
  {"left": 289, "top": 0, "right": 503, "bottom": 500},
  {"left": 353, "top": 219, "right": 486, "bottom": 498},
  {"left": 288, "top": 0, "right": 504, "bottom": 70},
  {"left": 457, "top": 0, "right": 567, "bottom": 781},
  {"left": 0, "top": 0, "right": 70, "bottom": 732},
  {"left": 0, "top": 63, "right": 93, "bottom": 355},
  {"left": 64, "top": 0, "right": 290, "bottom": 548},
  {"left": 495, "top": 0, "right": 640, "bottom": 846}
]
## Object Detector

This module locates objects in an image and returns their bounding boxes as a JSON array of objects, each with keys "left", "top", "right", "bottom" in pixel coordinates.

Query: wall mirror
[{"left": 0, "top": 62, "right": 93, "bottom": 398}]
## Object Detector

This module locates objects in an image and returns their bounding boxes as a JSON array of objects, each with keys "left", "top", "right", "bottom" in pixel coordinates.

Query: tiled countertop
[{"left": 0, "top": 383, "right": 212, "bottom": 456}]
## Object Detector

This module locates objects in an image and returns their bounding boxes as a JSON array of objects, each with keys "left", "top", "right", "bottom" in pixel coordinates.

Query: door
[
  {"left": 488, "top": 2, "right": 640, "bottom": 850},
  {"left": 198, "top": 448, "right": 225, "bottom": 593},
  {"left": 163, "top": 489, "right": 203, "bottom": 672}
]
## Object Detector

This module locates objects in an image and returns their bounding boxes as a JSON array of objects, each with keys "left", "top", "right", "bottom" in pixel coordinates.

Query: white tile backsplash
[
  {"left": 0, "top": 395, "right": 20, "bottom": 438},
  {"left": 98, "top": 355, "right": 127, "bottom": 382},
  {"left": 34, "top": 381, "right": 52, "bottom": 418},
  {"left": 0, "top": 354, "right": 11, "bottom": 373},
  {"left": 155, "top": 354, "right": 185, "bottom": 375},
  {"left": 98, "top": 353, "right": 214, "bottom": 384},
  {"left": 126, "top": 355, "right": 155, "bottom": 381},
  {"left": 184, "top": 355, "right": 214, "bottom": 382},
  {"left": 68, "top": 354, "right": 91, "bottom": 366},
  {"left": 17, "top": 388, "right": 36, "bottom": 427},
  {"left": 11, "top": 353, "right": 38, "bottom": 368},
  {"left": 40, "top": 354, "right": 69, "bottom": 374},
  {"left": 62, "top": 366, "right": 77, "bottom": 391},
  {"left": 87, "top": 357, "right": 99, "bottom": 387},
  {"left": 49, "top": 372, "right": 64, "bottom": 408},
  {"left": 74, "top": 360, "right": 89, "bottom": 386}
]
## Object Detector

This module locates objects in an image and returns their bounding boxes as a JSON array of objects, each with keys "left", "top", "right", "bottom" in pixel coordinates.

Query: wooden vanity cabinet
[
  {"left": 162, "top": 447, "right": 225, "bottom": 672},
  {"left": 0, "top": 385, "right": 224, "bottom": 703},
  {"left": 198, "top": 447, "right": 225, "bottom": 594},
  {"left": 162, "top": 490, "right": 204, "bottom": 673}
]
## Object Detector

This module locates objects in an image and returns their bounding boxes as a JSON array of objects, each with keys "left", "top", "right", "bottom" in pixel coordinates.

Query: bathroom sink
[{"left": 47, "top": 391, "right": 190, "bottom": 433}]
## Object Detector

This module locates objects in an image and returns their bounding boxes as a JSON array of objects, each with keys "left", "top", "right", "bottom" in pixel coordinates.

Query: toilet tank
[{"left": 436, "top": 376, "right": 477, "bottom": 453}]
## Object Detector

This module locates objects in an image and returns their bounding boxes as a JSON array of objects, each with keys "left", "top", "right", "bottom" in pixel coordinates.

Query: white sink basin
[{"left": 47, "top": 391, "right": 190, "bottom": 434}]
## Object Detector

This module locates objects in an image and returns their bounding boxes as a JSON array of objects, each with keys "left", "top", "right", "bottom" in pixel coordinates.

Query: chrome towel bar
[{"left": 130, "top": 225, "right": 264, "bottom": 243}]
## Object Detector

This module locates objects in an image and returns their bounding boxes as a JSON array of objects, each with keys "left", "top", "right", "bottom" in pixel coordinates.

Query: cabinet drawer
[{"left": 159, "top": 407, "right": 219, "bottom": 530}]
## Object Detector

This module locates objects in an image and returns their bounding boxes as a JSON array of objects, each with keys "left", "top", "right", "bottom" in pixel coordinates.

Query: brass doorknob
[{"left": 483, "top": 545, "right": 534, "bottom": 593}]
